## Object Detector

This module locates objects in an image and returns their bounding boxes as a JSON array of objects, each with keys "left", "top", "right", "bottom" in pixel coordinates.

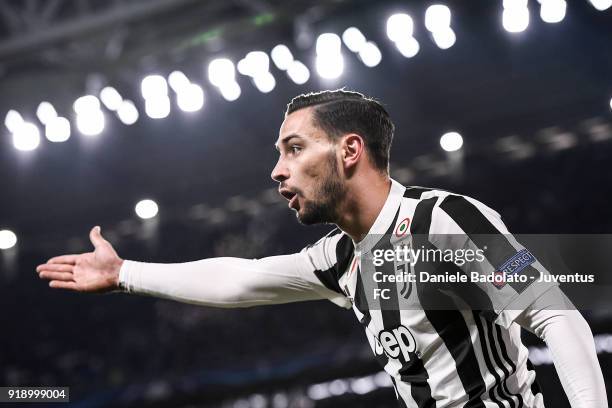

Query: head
[{"left": 272, "top": 89, "right": 394, "bottom": 225}]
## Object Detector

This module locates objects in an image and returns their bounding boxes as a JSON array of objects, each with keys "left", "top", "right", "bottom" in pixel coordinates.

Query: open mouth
[{"left": 279, "top": 189, "right": 299, "bottom": 209}]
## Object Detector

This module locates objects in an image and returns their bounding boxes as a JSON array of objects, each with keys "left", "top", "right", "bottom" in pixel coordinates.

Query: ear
[{"left": 340, "top": 133, "right": 365, "bottom": 170}]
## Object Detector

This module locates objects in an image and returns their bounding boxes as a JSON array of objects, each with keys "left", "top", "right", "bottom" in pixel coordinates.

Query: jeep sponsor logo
[{"left": 373, "top": 325, "right": 417, "bottom": 361}]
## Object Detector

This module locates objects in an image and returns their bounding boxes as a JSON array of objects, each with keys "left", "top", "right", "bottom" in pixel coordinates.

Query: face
[{"left": 272, "top": 108, "right": 347, "bottom": 225}]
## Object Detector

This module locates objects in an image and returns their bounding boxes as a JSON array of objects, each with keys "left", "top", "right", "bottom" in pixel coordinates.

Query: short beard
[{"left": 297, "top": 152, "right": 346, "bottom": 225}]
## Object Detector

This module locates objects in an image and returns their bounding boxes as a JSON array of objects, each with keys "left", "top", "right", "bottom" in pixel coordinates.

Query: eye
[{"left": 291, "top": 145, "right": 302, "bottom": 155}]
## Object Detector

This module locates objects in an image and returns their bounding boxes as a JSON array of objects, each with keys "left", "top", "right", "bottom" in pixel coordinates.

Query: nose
[{"left": 271, "top": 157, "right": 289, "bottom": 182}]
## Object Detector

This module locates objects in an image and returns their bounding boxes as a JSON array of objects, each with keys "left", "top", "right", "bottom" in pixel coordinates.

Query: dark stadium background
[{"left": 1, "top": 0, "right": 611, "bottom": 406}]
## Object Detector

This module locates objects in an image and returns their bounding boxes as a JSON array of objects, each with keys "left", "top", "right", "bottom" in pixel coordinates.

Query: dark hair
[{"left": 285, "top": 89, "right": 394, "bottom": 173}]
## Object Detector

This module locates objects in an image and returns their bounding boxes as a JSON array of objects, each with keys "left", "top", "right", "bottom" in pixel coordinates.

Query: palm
[{"left": 36, "top": 226, "right": 123, "bottom": 293}]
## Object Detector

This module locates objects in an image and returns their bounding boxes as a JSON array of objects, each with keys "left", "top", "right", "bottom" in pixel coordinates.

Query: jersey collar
[{"left": 353, "top": 178, "right": 405, "bottom": 253}]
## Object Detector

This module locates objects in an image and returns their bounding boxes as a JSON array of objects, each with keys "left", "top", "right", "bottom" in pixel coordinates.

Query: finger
[
  {"left": 49, "top": 280, "right": 77, "bottom": 290},
  {"left": 89, "top": 226, "right": 107, "bottom": 250},
  {"left": 39, "top": 271, "right": 73, "bottom": 281},
  {"left": 37, "top": 264, "right": 74, "bottom": 273},
  {"left": 48, "top": 255, "right": 80, "bottom": 265}
]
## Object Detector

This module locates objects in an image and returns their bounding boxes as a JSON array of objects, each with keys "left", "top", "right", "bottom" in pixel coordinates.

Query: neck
[{"left": 335, "top": 172, "right": 392, "bottom": 242}]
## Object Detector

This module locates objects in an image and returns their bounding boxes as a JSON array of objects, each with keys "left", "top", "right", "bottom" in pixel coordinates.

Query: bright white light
[
  {"left": 177, "top": 83, "right": 205, "bottom": 112},
  {"left": 168, "top": 71, "right": 191, "bottom": 94},
  {"left": 100, "top": 87, "right": 123, "bottom": 111},
  {"left": 358, "top": 42, "right": 382, "bottom": 67},
  {"left": 12, "top": 122, "right": 41, "bottom": 151},
  {"left": 271, "top": 44, "right": 294, "bottom": 70},
  {"left": 287, "top": 61, "right": 310, "bottom": 84},
  {"left": 45, "top": 116, "right": 70, "bottom": 142},
  {"left": 117, "top": 100, "right": 139, "bottom": 125},
  {"left": 425, "top": 5, "right": 452, "bottom": 32},
  {"left": 503, "top": 8, "right": 530, "bottom": 33},
  {"left": 386, "top": 14, "right": 414, "bottom": 42},
  {"left": 135, "top": 199, "right": 159, "bottom": 219},
  {"left": 36, "top": 102, "right": 57, "bottom": 125},
  {"left": 219, "top": 82, "right": 241, "bottom": 101},
  {"left": 316, "top": 33, "right": 342, "bottom": 56},
  {"left": 609, "top": 96, "right": 612, "bottom": 111},
  {"left": 5, "top": 110, "right": 24, "bottom": 132},
  {"left": 395, "top": 37, "right": 420, "bottom": 58},
  {"left": 76, "top": 110, "right": 105, "bottom": 136},
  {"left": 0, "top": 230, "right": 17, "bottom": 250},
  {"left": 589, "top": 0, "right": 612, "bottom": 10},
  {"left": 440, "top": 131, "right": 463, "bottom": 152},
  {"left": 208, "top": 58, "right": 236, "bottom": 87},
  {"left": 316, "top": 54, "right": 344, "bottom": 79},
  {"left": 145, "top": 96, "right": 170, "bottom": 119},
  {"left": 141, "top": 75, "right": 168, "bottom": 100},
  {"left": 432, "top": 28, "right": 456, "bottom": 49},
  {"left": 73, "top": 95, "right": 101, "bottom": 114},
  {"left": 253, "top": 72, "right": 276, "bottom": 93},
  {"left": 342, "top": 27, "right": 367, "bottom": 53},
  {"left": 539, "top": 0, "right": 566, "bottom": 23},
  {"left": 238, "top": 51, "right": 270, "bottom": 77}
]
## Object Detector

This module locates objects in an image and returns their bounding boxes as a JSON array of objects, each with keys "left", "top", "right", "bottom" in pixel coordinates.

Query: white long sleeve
[
  {"left": 515, "top": 287, "right": 608, "bottom": 408},
  {"left": 118, "top": 249, "right": 351, "bottom": 308}
]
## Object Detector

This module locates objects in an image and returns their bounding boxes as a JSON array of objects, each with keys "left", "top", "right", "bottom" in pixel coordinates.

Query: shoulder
[
  {"left": 400, "top": 185, "right": 504, "bottom": 234},
  {"left": 300, "top": 228, "right": 352, "bottom": 271}
]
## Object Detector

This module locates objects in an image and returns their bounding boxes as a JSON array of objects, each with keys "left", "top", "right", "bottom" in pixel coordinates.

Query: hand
[{"left": 36, "top": 226, "right": 124, "bottom": 293}]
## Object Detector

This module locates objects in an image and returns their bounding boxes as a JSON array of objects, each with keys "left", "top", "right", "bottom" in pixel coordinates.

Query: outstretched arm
[
  {"left": 36, "top": 226, "right": 348, "bottom": 308},
  {"left": 515, "top": 287, "right": 608, "bottom": 408}
]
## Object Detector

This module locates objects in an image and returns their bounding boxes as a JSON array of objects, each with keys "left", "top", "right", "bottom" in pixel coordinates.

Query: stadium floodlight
[
  {"left": 45, "top": 116, "right": 71, "bottom": 142},
  {"left": 503, "top": 0, "right": 530, "bottom": 33},
  {"left": 4, "top": 110, "right": 24, "bottom": 132},
  {"left": 253, "top": 72, "right": 276, "bottom": 93},
  {"left": 0, "top": 229, "right": 17, "bottom": 250},
  {"left": 287, "top": 60, "right": 310, "bottom": 84},
  {"left": 76, "top": 110, "right": 105, "bottom": 136},
  {"left": 168, "top": 71, "right": 191, "bottom": 94},
  {"left": 350, "top": 376, "right": 377, "bottom": 395},
  {"left": 271, "top": 44, "right": 294, "bottom": 70},
  {"left": 425, "top": 5, "right": 452, "bottom": 32},
  {"left": 177, "top": 83, "right": 205, "bottom": 112},
  {"left": 145, "top": 96, "right": 170, "bottom": 119},
  {"left": 316, "top": 55, "right": 344, "bottom": 79},
  {"left": 395, "top": 37, "right": 420, "bottom": 58},
  {"left": 36, "top": 101, "right": 57, "bottom": 125},
  {"left": 432, "top": 28, "right": 457, "bottom": 49},
  {"left": 208, "top": 58, "right": 236, "bottom": 87},
  {"left": 73, "top": 95, "right": 101, "bottom": 114},
  {"left": 100, "top": 87, "right": 123, "bottom": 111},
  {"left": 589, "top": 0, "right": 612, "bottom": 10},
  {"left": 316, "top": 33, "right": 342, "bottom": 56},
  {"left": 386, "top": 13, "right": 414, "bottom": 42},
  {"left": 342, "top": 27, "right": 367, "bottom": 53},
  {"left": 135, "top": 199, "right": 159, "bottom": 219},
  {"left": 141, "top": 75, "right": 168, "bottom": 100},
  {"left": 219, "top": 81, "right": 241, "bottom": 101},
  {"left": 539, "top": 0, "right": 566, "bottom": 23},
  {"left": 358, "top": 42, "right": 382, "bottom": 67},
  {"left": 12, "top": 121, "right": 41, "bottom": 151},
  {"left": 117, "top": 100, "right": 139, "bottom": 125},
  {"left": 440, "top": 131, "right": 463, "bottom": 152},
  {"left": 238, "top": 51, "right": 270, "bottom": 78},
  {"left": 503, "top": 7, "right": 530, "bottom": 33}
]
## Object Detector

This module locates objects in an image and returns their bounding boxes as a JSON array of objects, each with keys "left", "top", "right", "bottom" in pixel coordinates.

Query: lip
[{"left": 289, "top": 194, "right": 298, "bottom": 209}]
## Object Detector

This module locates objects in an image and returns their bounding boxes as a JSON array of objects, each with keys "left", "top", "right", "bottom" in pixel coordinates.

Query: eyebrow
[{"left": 274, "top": 134, "right": 303, "bottom": 151}]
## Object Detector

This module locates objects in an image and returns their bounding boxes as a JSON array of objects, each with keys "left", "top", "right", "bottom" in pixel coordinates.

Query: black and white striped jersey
[{"left": 301, "top": 179, "right": 557, "bottom": 408}]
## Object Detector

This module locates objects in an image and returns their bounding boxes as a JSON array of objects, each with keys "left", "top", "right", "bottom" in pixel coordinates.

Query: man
[{"left": 37, "top": 90, "right": 607, "bottom": 407}]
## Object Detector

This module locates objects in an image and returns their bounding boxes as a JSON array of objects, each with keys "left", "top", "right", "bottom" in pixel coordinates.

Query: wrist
[{"left": 113, "top": 258, "right": 125, "bottom": 290}]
